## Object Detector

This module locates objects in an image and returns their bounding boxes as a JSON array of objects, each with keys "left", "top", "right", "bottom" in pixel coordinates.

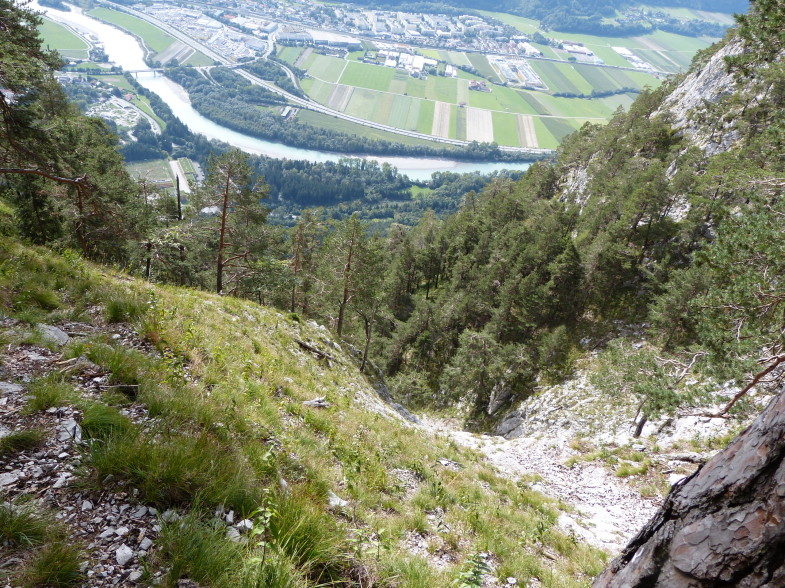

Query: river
[{"left": 36, "top": 2, "right": 532, "bottom": 181}]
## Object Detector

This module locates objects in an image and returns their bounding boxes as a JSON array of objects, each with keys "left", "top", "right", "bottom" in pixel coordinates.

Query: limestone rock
[
  {"left": 594, "top": 388, "right": 785, "bottom": 587},
  {"left": 36, "top": 324, "right": 70, "bottom": 347}
]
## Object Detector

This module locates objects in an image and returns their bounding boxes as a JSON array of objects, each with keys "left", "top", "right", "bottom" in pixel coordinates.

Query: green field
[
  {"left": 492, "top": 112, "right": 522, "bottom": 146},
  {"left": 410, "top": 185, "right": 434, "bottom": 198},
  {"left": 295, "top": 109, "right": 443, "bottom": 149},
  {"left": 531, "top": 61, "right": 593, "bottom": 95},
  {"left": 541, "top": 117, "right": 581, "bottom": 143},
  {"left": 306, "top": 54, "right": 346, "bottom": 83},
  {"left": 416, "top": 100, "right": 435, "bottom": 134},
  {"left": 466, "top": 53, "right": 502, "bottom": 83},
  {"left": 38, "top": 17, "right": 89, "bottom": 60},
  {"left": 340, "top": 62, "right": 397, "bottom": 92},
  {"left": 183, "top": 52, "right": 215, "bottom": 66},
  {"left": 277, "top": 46, "right": 303, "bottom": 65},
  {"left": 126, "top": 159, "right": 173, "bottom": 183},
  {"left": 515, "top": 92, "right": 547, "bottom": 115},
  {"left": 573, "top": 64, "right": 622, "bottom": 93},
  {"left": 477, "top": 11, "right": 539, "bottom": 34},
  {"left": 88, "top": 7, "right": 175, "bottom": 53},
  {"left": 533, "top": 117, "right": 560, "bottom": 149}
]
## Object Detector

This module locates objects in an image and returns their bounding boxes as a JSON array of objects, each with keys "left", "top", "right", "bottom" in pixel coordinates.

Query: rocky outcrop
[
  {"left": 594, "top": 387, "right": 785, "bottom": 587},
  {"left": 656, "top": 38, "right": 745, "bottom": 154}
]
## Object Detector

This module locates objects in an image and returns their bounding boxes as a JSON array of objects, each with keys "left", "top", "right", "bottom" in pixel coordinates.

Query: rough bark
[{"left": 594, "top": 388, "right": 785, "bottom": 587}]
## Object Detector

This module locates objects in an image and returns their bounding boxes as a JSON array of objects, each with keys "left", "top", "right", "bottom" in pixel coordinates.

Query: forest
[{"left": 3, "top": 0, "right": 782, "bottom": 434}]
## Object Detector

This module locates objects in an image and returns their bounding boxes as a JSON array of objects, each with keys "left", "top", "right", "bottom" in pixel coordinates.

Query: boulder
[{"left": 594, "top": 388, "right": 785, "bottom": 587}]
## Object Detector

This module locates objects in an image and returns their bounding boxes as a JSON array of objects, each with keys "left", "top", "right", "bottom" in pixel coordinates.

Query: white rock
[
  {"left": 57, "top": 420, "right": 82, "bottom": 443},
  {"left": 115, "top": 544, "right": 134, "bottom": 566},
  {"left": 327, "top": 490, "right": 348, "bottom": 509},
  {"left": 224, "top": 510, "right": 234, "bottom": 524},
  {"left": 668, "top": 473, "right": 687, "bottom": 486},
  {"left": 129, "top": 570, "right": 143, "bottom": 583},
  {"left": 115, "top": 526, "right": 129, "bottom": 536},
  {"left": 226, "top": 527, "right": 242, "bottom": 543},
  {"left": 139, "top": 538, "right": 153, "bottom": 551},
  {"left": 99, "top": 528, "right": 116, "bottom": 539},
  {"left": 236, "top": 519, "right": 253, "bottom": 533},
  {"left": 131, "top": 506, "right": 148, "bottom": 518},
  {"left": 81, "top": 500, "right": 93, "bottom": 511},
  {"left": 0, "top": 382, "right": 23, "bottom": 396},
  {"left": 36, "top": 324, "right": 70, "bottom": 346}
]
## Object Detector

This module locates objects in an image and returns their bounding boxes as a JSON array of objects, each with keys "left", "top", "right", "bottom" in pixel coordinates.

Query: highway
[{"left": 97, "top": 0, "right": 552, "bottom": 155}]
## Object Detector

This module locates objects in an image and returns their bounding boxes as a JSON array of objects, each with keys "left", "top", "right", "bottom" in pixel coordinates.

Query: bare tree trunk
[
  {"left": 360, "top": 315, "right": 372, "bottom": 373},
  {"left": 176, "top": 175, "right": 182, "bottom": 221},
  {"left": 216, "top": 172, "right": 231, "bottom": 294}
]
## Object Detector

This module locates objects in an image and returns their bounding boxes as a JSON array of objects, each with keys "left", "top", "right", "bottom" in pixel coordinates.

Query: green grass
[
  {"left": 541, "top": 117, "right": 582, "bottom": 143},
  {"left": 25, "top": 374, "right": 75, "bottom": 413},
  {"left": 277, "top": 46, "right": 304, "bottom": 66},
  {"left": 533, "top": 117, "right": 560, "bottom": 150},
  {"left": 0, "top": 238, "right": 609, "bottom": 586},
  {"left": 339, "top": 61, "right": 396, "bottom": 92},
  {"left": 517, "top": 91, "right": 552, "bottom": 115},
  {"left": 416, "top": 99, "right": 436, "bottom": 134},
  {"left": 19, "top": 540, "right": 84, "bottom": 587},
  {"left": 88, "top": 7, "right": 175, "bottom": 54},
  {"left": 184, "top": 51, "right": 216, "bottom": 67},
  {"left": 530, "top": 61, "right": 581, "bottom": 95},
  {"left": 572, "top": 64, "right": 622, "bottom": 93},
  {"left": 0, "top": 499, "right": 85, "bottom": 587},
  {"left": 38, "top": 18, "right": 89, "bottom": 60},
  {"left": 294, "top": 110, "right": 443, "bottom": 149},
  {"left": 0, "top": 429, "right": 47, "bottom": 457},
  {"left": 492, "top": 112, "right": 523, "bottom": 146},
  {"left": 466, "top": 53, "right": 502, "bottom": 83},
  {"left": 465, "top": 83, "right": 535, "bottom": 115},
  {"left": 0, "top": 500, "right": 51, "bottom": 548},
  {"left": 306, "top": 54, "right": 346, "bottom": 84},
  {"left": 126, "top": 159, "right": 174, "bottom": 183}
]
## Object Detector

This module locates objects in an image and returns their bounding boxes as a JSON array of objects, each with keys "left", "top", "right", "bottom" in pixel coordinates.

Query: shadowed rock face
[{"left": 594, "top": 389, "right": 785, "bottom": 587}]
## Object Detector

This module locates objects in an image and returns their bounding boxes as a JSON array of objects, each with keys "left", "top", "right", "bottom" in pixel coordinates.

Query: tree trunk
[
  {"left": 176, "top": 175, "right": 182, "bottom": 221},
  {"left": 216, "top": 172, "right": 231, "bottom": 294},
  {"left": 336, "top": 230, "right": 355, "bottom": 337},
  {"left": 594, "top": 388, "right": 785, "bottom": 587},
  {"left": 360, "top": 315, "right": 372, "bottom": 373}
]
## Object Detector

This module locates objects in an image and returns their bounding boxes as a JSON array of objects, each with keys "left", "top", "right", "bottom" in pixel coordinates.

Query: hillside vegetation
[
  {"left": 4, "top": 0, "right": 785, "bottom": 585},
  {"left": 0, "top": 237, "right": 606, "bottom": 586}
]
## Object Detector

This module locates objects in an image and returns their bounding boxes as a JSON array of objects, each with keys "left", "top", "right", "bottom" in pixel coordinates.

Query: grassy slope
[
  {"left": 88, "top": 7, "right": 175, "bottom": 54},
  {"left": 38, "top": 18, "right": 89, "bottom": 60},
  {"left": 0, "top": 237, "right": 606, "bottom": 587}
]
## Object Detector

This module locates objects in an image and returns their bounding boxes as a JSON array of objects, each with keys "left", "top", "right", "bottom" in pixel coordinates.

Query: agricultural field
[
  {"left": 38, "top": 17, "right": 89, "bottom": 60},
  {"left": 266, "top": 7, "right": 721, "bottom": 149},
  {"left": 295, "top": 110, "right": 448, "bottom": 149},
  {"left": 88, "top": 7, "right": 175, "bottom": 54},
  {"left": 126, "top": 159, "right": 174, "bottom": 184}
]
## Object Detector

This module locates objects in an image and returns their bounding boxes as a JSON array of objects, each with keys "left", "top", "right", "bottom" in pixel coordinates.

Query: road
[{"left": 97, "top": 0, "right": 551, "bottom": 155}]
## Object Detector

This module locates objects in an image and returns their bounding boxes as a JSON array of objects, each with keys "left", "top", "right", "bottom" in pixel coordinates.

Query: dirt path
[{"left": 419, "top": 416, "right": 660, "bottom": 554}]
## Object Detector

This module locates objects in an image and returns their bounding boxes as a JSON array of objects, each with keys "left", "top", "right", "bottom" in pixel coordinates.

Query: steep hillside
[
  {"left": 378, "top": 0, "right": 785, "bottom": 449},
  {"left": 0, "top": 238, "right": 606, "bottom": 587}
]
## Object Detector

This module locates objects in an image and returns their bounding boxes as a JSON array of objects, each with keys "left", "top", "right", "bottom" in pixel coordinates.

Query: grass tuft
[
  {"left": 0, "top": 499, "right": 51, "bottom": 547},
  {"left": 19, "top": 540, "right": 84, "bottom": 587},
  {"left": 0, "top": 428, "right": 47, "bottom": 457},
  {"left": 25, "top": 374, "right": 74, "bottom": 413}
]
